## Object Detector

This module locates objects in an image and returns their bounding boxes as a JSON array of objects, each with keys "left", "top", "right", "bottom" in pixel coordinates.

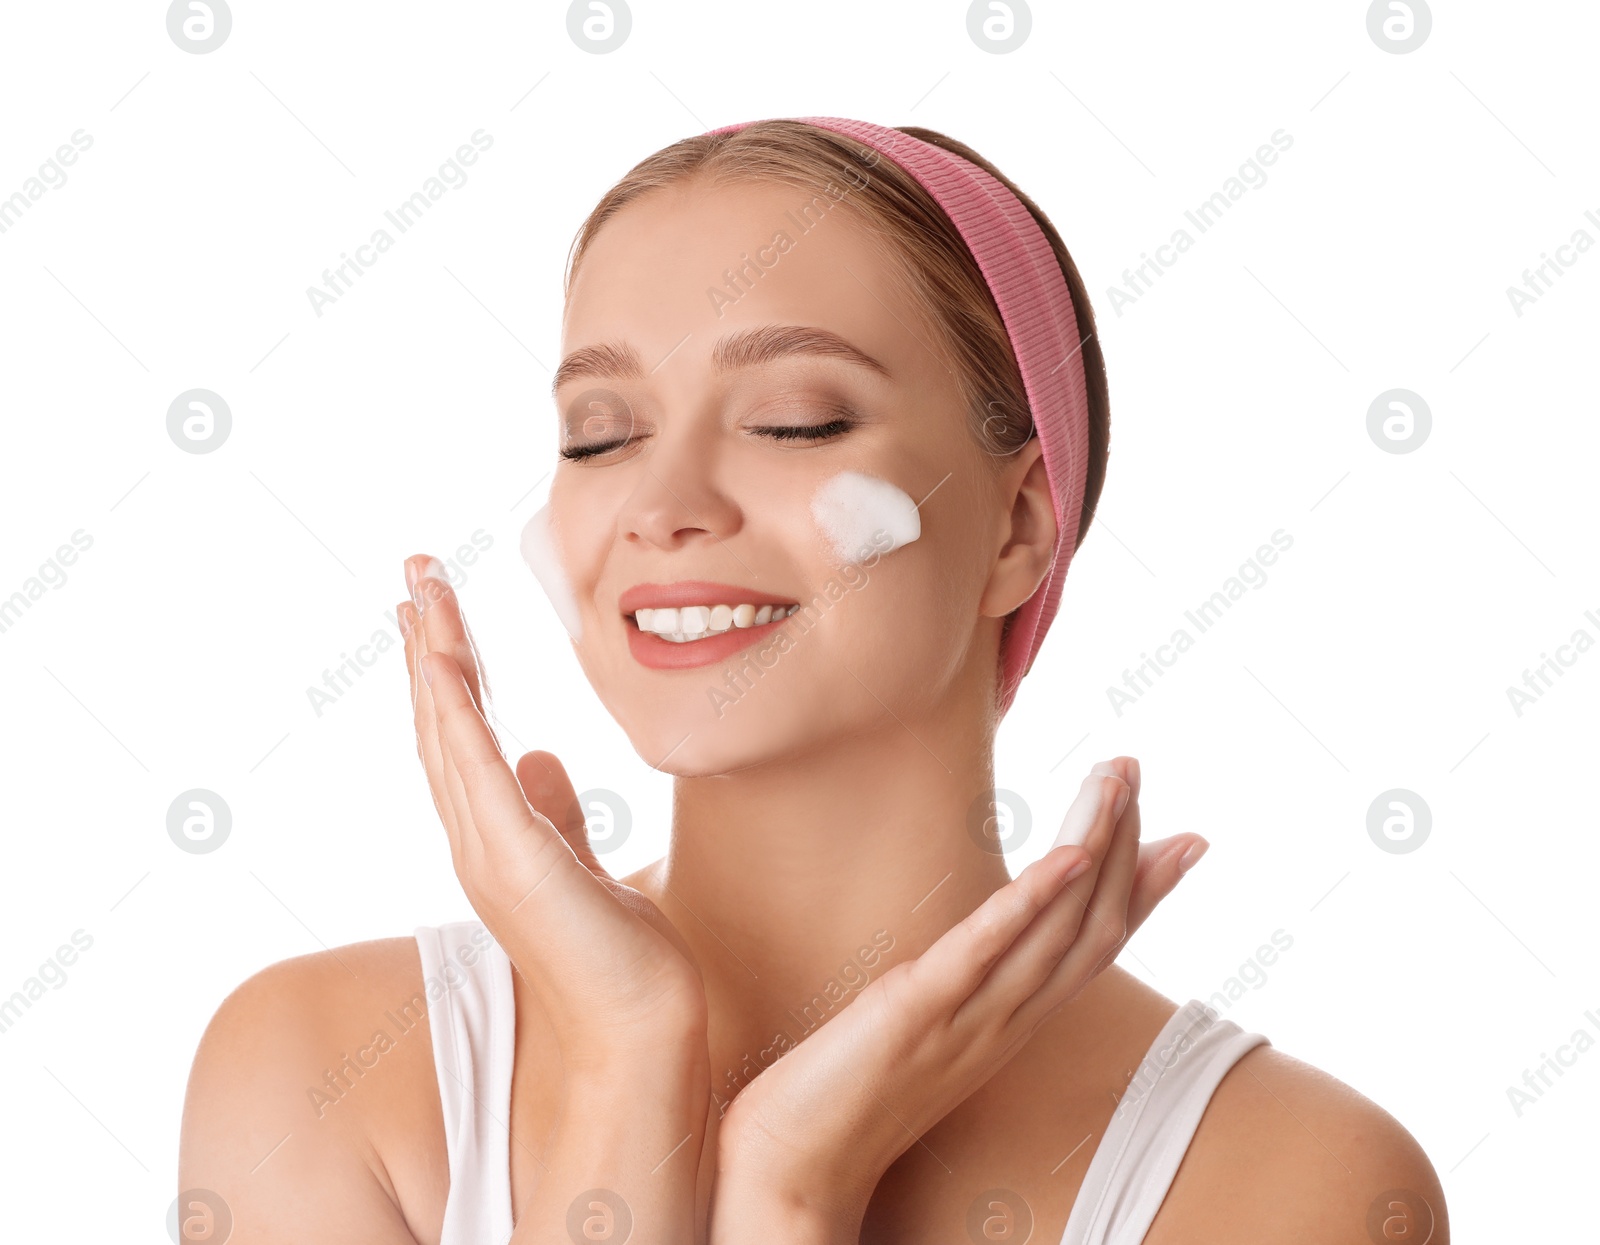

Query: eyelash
[{"left": 559, "top": 413, "right": 860, "bottom": 462}]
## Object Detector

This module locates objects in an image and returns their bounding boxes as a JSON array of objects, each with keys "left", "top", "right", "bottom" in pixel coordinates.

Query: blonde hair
[{"left": 562, "top": 119, "right": 1111, "bottom": 632}]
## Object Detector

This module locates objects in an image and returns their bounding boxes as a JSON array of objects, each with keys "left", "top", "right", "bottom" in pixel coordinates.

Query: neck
[{"left": 641, "top": 699, "right": 1015, "bottom": 1112}]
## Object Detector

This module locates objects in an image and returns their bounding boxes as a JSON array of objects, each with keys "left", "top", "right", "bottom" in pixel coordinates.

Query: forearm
[{"left": 510, "top": 1057, "right": 709, "bottom": 1245}]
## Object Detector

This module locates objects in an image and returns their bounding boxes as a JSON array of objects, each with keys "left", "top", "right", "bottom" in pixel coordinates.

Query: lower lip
[{"left": 624, "top": 612, "right": 795, "bottom": 670}]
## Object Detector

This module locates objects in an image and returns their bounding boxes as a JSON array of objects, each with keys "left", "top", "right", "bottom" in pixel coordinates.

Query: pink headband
[{"left": 705, "top": 116, "right": 1092, "bottom": 716}]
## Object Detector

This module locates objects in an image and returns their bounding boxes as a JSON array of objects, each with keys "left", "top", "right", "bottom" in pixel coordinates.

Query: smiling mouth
[{"left": 629, "top": 602, "right": 801, "bottom": 644}]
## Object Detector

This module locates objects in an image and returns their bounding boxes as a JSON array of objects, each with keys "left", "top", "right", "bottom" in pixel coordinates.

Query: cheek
[
  {"left": 808, "top": 470, "right": 921, "bottom": 567},
  {"left": 519, "top": 503, "right": 583, "bottom": 641}
]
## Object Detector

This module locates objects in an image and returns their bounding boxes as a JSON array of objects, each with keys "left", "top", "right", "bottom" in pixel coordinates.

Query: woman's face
[{"left": 540, "top": 176, "right": 1046, "bottom": 774}]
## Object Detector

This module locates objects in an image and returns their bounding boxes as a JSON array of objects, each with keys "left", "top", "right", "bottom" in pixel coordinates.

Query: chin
[
  {"left": 590, "top": 622, "right": 936, "bottom": 770},
  {"left": 596, "top": 673, "right": 830, "bottom": 777}
]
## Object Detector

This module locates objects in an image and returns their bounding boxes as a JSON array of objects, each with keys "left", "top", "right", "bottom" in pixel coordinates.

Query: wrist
[
  {"left": 559, "top": 1021, "right": 709, "bottom": 1085},
  {"left": 711, "top": 1172, "right": 864, "bottom": 1245}
]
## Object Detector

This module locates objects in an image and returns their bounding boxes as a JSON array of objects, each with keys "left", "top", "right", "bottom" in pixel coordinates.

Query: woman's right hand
[{"left": 400, "top": 555, "right": 708, "bottom": 1068}]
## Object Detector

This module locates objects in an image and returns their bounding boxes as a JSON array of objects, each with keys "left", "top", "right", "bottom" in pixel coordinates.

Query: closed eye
[
  {"left": 560, "top": 439, "right": 629, "bottom": 462},
  {"left": 560, "top": 413, "right": 860, "bottom": 462},
  {"left": 750, "top": 415, "right": 859, "bottom": 443}
]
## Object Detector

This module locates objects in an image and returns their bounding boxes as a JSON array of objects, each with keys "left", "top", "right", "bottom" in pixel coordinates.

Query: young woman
[{"left": 179, "top": 117, "right": 1448, "bottom": 1244}]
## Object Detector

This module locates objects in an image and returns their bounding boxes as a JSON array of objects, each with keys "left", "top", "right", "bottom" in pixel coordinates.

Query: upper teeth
[{"left": 635, "top": 603, "right": 799, "bottom": 641}]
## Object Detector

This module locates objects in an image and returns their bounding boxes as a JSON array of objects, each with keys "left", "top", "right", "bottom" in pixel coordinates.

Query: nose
[{"left": 617, "top": 417, "right": 742, "bottom": 551}]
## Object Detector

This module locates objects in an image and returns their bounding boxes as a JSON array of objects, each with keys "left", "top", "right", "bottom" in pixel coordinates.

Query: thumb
[{"left": 514, "top": 750, "right": 607, "bottom": 878}]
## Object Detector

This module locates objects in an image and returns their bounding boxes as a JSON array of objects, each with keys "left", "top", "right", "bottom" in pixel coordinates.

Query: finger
[
  {"left": 1021, "top": 765, "right": 1131, "bottom": 941},
  {"left": 422, "top": 649, "right": 581, "bottom": 897},
  {"left": 1044, "top": 759, "right": 1142, "bottom": 990},
  {"left": 408, "top": 553, "right": 493, "bottom": 724},
  {"left": 1085, "top": 756, "right": 1138, "bottom": 812},
  {"left": 1087, "top": 759, "right": 1192, "bottom": 938},
  {"left": 424, "top": 646, "right": 524, "bottom": 874},
  {"left": 963, "top": 771, "right": 1131, "bottom": 1024},
  {"left": 1078, "top": 771, "right": 1143, "bottom": 975},
  {"left": 403, "top": 557, "right": 439, "bottom": 731},
  {"left": 1017, "top": 780, "right": 1154, "bottom": 1026},
  {"left": 400, "top": 599, "right": 421, "bottom": 713},
  {"left": 459, "top": 606, "right": 493, "bottom": 708},
  {"left": 422, "top": 650, "right": 671, "bottom": 993},
  {"left": 909, "top": 776, "right": 1121, "bottom": 1013},
  {"left": 1126, "top": 835, "right": 1206, "bottom": 936},
  {"left": 412, "top": 554, "right": 510, "bottom": 777},
  {"left": 1078, "top": 759, "right": 1142, "bottom": 955},
  {"left": 515, "top": 750, "right": 607, "bottom": 877},
  {"left": 402, "top": 579, "right": 458, "bottom": 852}
]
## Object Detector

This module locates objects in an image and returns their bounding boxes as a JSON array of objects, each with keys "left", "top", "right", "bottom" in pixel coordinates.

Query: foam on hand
[
  {"left": 520, "top": 503, "right": 584, "bottom": 642},
  {"left": 809, "top": 470, "right": 921, "bottom": 566}
]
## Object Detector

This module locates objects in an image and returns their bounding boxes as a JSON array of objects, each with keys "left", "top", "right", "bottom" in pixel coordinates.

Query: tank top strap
[
  {"left": 1060, "top": 999, "right": 1270, "bottom": 1245},
  {"left": 415, "top": 920, "right": 516, "bottom": 1245}
]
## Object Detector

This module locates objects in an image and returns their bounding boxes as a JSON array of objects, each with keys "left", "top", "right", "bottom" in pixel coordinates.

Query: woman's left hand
[{"left": 706, "top": 756, "right": 1206, "bottom": 1242}]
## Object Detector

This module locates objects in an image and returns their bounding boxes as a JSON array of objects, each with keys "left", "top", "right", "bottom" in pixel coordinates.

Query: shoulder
[
  {"left": 179, "top": 937, "right": 442, "bottom": 1243},
  {"left": 1150, "top": 1039, "right": 1450, "bottom": 1244}
]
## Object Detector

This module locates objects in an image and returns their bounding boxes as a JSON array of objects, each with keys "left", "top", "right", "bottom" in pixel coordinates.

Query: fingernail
[
  {"left": 414, "top": 556, "right": 448, "bottom": 612},
  {"left": 421, "top": 656, "right": 433, "bottom": 688},
  {"left": 1112, "top": 780, "right": 1131, "bottom": 820},
  {"left": 398, "top": 605, "right": 412, "bottom": 638},
  {"left": 1177, "top": 839, "right": 1209, "bottom": 875},
  {"left": 1063, "top": 856, "right": 1092, "bottom": 883}
]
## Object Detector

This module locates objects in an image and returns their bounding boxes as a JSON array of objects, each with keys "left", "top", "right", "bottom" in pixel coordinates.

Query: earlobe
[{"left": 979, "top": 443, "right": 1058, "bottom": 619}]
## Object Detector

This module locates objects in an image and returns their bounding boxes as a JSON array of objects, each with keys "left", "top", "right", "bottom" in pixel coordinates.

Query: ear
[{"left": 979, "top": 438, "right": 1059, "bottom": 619}]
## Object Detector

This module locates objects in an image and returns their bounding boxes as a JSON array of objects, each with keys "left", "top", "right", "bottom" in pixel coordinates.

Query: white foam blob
[
  {"left": 809, "top": 470, "right": 921, "bottom": 566},
  {"left": 519, "top": 503, "right": 584, "bottom": 642}
]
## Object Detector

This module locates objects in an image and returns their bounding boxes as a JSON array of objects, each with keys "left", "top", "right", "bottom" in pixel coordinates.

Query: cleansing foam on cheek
[
  {"left": 809, "top": 470, "right": 921, "bottom": 567},
  {"left": 519, "top": 503, "right": 584, "bottom": 641}
]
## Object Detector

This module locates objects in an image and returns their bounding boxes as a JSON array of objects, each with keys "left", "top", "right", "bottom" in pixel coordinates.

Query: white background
[{"left": 1, "top": 0, "right": 1595, "bottom": 1238}]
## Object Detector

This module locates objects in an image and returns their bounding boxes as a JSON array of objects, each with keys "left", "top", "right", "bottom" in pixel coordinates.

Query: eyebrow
[{"left": 550, "top": 324, "right": 891, "bottom": 397}]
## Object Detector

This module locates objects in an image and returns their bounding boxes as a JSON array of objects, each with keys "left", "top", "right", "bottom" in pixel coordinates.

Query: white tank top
[{"left": 416, "top": 920, "right": 1269, "bottom": 1245}]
